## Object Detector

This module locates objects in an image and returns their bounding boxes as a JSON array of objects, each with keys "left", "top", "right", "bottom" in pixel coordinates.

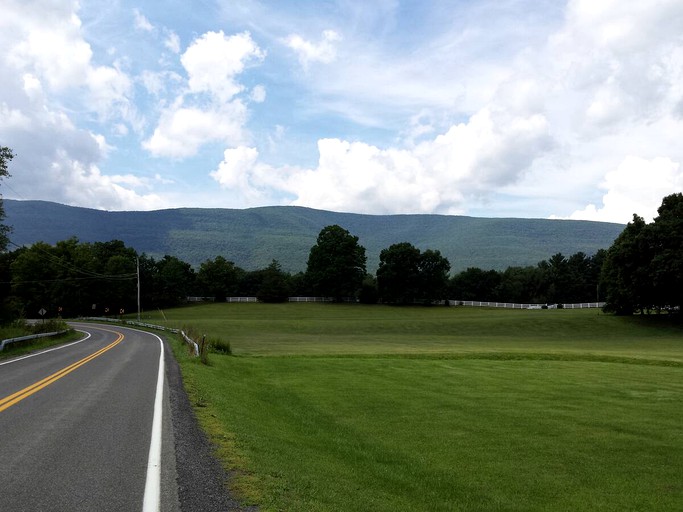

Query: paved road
[
  {"left": 0, "top": 322, "right": 253, "bottom": 512},
  {"left": 0, "top": 323, "right": 179, "bottom": 512}
]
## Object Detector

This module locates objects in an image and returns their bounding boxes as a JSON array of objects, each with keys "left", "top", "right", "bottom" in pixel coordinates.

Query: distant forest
[
  {"left": 3, "top": 190, "right": 680, "bottom": 321},
  {"left": 4, "top": 199, "right": 624, "bottom": 273},
  {"left": 1, "top": 233, "right": 605, "bottom": 320}
]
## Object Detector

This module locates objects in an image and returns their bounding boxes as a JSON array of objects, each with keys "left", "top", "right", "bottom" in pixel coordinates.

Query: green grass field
[{"left": 156, "top": 304, "right": 683, "bottom": 511}]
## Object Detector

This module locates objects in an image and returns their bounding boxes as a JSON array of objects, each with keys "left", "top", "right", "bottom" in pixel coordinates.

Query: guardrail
[
  {"left": 82, "top": 317, "right": 198, "bottom": 356},
  {"left": 0, "top": 330, "right": 69, "bottom": 352},
  {"left": 449, "top": 301, "right": 605, "bottom": 309}
]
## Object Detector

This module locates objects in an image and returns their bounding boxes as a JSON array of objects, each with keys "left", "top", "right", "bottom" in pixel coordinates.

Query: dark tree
[
  {"left": 0, "top": 146, "right": 14, "bottom": 252},
  {"left": 10, "top": 242, "right": 62, "bottom": 317},
  {"left": 156, "top": 255, "right": 196, "bottom": 307},
  {"left": 537, "top": 253, "right": 569, "bottom": 304},
  {"left": 376, "top": 242, "right": 422, "bottom": 304},
  {"left": 449, "top": 267, "right": 501, "bottom": 301},
  {"left": 601, "top": 214, "right": 658, "bottom": 314},
  {"left": 649, "top": 193, "right": 683, "bottom": 312},
  {"left": 495, "top": 266, "right": 544, "bottom": 304},
  {"left": 197, "top": 256, "right": 243, "bottom": 301},
  {"left": 306, "top": 225, "right": 367, "bottom": 301},
  {"left": 257, "top": 260, "right": 291, "bottom": 303},
  {"left": 358, "top": 274, "right": 379, "bottom": 304},
  {"left": 418, "top": 249, "right": 451, "bottom": 303}
]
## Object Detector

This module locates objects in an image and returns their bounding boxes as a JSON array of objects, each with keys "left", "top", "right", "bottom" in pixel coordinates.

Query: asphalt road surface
[{"left": 0, "top": 323, "right": 250, "bottom": 512}]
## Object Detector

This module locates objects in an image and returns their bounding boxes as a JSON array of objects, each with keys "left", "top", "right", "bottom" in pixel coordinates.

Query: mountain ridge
[{"left": 3, "top": 199, "right": 624, "bottom": 273}]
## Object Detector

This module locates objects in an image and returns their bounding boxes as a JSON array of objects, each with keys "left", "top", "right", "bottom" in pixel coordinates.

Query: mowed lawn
[{"left": 156, "top": 304, "right": 683, "bottom": 511}]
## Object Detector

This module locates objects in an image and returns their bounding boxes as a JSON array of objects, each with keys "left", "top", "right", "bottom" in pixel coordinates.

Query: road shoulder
[{"left": 164, "top": 341, "right": 257, "bottom": 512}]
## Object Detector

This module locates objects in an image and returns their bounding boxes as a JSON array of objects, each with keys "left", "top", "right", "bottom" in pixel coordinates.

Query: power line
[
  {"left": 1, "top": 275, "right": 136, "bottom": 285},
  {"left": 6, "top": 240, "right": 137, "bottom": 280}
]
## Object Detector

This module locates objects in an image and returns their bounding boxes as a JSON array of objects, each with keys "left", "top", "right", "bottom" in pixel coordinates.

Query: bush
[
  {"left": 181, "top": 325, "right": 231, "bottom": 361},
  {"left": 209, "top": 336, "right": 232, "bottom": 355},
  {"left": 30, "top": 319, "right": 69, "bottom": 334}
]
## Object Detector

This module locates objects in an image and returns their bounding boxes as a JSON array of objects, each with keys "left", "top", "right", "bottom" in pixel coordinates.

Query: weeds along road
[{"left": 0, "top": 323, "right": 179, "bottom": 512}]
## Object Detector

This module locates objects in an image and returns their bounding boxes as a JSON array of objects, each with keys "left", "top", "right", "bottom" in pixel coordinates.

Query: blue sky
[{"left": 1, "top": 0, "right": 682, "bottom": 222}]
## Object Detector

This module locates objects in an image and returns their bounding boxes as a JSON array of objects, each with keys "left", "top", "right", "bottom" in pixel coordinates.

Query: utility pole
[{"left": 137, "top": 256, "right": 141, "bottom": 321}]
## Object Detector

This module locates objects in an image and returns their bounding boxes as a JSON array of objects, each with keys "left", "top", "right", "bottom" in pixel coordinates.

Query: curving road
[
  {"left": 0, "top": 322, "right": 250, "bottom": 512},
  {"left": 0, "top": 323, "right": 179, "bottom": 511}
]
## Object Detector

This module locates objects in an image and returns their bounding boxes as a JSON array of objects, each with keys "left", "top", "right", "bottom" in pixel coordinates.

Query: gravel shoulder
[{"left": 164, "top": 341, "right": 258, "bottom": 512}]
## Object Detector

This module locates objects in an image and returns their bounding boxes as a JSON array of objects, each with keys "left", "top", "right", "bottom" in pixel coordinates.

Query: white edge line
[
  {"left": 142, "top": 331, "right": 165, "bottom": 512},
  {"left": 0, "top": 330, "right": 92, "bottom": 367}
]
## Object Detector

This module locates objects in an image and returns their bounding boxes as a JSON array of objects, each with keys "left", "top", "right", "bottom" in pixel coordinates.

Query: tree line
[
  {"left": 1, "top": 146, "right": 681, "bottom": 318},
  {"left": 0, "top": 225, "right": 605, "bottom": 320}
]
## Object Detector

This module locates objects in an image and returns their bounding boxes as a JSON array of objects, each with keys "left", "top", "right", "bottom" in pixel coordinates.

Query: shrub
[{"left": 209, "top": 336, "right": 232, "bottom": 355}]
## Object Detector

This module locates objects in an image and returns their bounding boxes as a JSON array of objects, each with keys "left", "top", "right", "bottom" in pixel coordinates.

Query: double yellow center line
[{"left": 0, "top": 331, "right": 124, "bottom": 413}]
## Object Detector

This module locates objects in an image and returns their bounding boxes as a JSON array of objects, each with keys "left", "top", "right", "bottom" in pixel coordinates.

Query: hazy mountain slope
[{"left": 4, "top": 200, "right": 624, "bottom": 273}]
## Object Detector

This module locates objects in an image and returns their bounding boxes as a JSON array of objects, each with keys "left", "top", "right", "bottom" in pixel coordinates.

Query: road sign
[{"left": 38, "top": 308, "right": 47, "bottom": 317}]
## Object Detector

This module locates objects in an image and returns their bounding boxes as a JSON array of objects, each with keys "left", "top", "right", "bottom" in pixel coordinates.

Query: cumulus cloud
[
  {"left": 251, "top": 0, "right": 683, "bottom": 219},
  {"left": 209, "top": 105, "right": 553, "bottom": 214},
  {"left": 567, "top": 157, "right": 683, "bottom": 223},
  {"left": 0, "top": 0, "right": 162, "bottom": 210},
  {"left": 144, "top": 31, "right": 264, "bottom": 158},
  {"left": 181, "top": 30, "right": 265, "bottom": 102},
  {"left": 144, "top": 101, "right": 248, "bottom": 158},
  {"left": 285, "top": 30, "right": 341, "bottom": 69}
]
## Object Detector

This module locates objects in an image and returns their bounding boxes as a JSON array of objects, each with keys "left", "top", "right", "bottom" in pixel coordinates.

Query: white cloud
[
  {"left": 0, "top": 0, "right": 161, "bottom": 211},
  {"left": 85, "top": 63, "right": 132, "bottom": 118},
  {"left": 144, "top": 101, "right": 248, "bottom": 158},
  {"left": 164, "top": 31, "right": 181, "bottom": 54},
  {"left": 3, "top": 0, "right": 133, "bottom": 120},
  {"left": 285, "top": 30, "right": 341, "bottom": 69},
  {"left": 181, "top": 31, "right": 265, "bottom": 102},
  {"left": 133, "top": 8, "right": 154, "bottom": 32},
  {"left": 209, "top": 146, "right": 286, "bottom": 206},
  {"left": 144, "top": 31, "right": 265, "bottom": 158},
  {"left": 210, "top": 146, "right": 259, "bottom": 189},
  {"left": 250, "top": 85, "right": 266, "bottom": 103},
  {"left": 209, "top": 105, "right": 553, "bottom": 214},
  {"left": 3, "top": 0, "right": 683, "bottom": 218},
  {"left": 567, "top": 156, "right": 683, "bottom": 223}
]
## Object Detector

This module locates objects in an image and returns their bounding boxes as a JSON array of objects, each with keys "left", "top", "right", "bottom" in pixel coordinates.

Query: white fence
[
  {"left": 288, "top": 296, "right": 336, "bottom": 303},
  {"left": 449, "top": 300, "right": 605, "bottom": 309},
  {"left": 186, "top": 297, "right": 605, "bottom": 309}
]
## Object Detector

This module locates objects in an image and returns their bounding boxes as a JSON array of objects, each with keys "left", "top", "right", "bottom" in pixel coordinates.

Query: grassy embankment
[{"left": 155, "top": 304, "right": 683, "bottom": 512}]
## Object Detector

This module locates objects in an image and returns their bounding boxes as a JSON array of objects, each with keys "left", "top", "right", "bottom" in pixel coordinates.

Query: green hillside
[{"left": 4, "top": 199, "right": 624, "bottom": 272}]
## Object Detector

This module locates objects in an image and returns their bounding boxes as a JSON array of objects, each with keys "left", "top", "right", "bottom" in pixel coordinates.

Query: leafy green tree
[
  {"left": 449, "top": 267, "right": 501, "bottom": 301},
  {"left": 156, "top": 255, "right": 196, "bottom": 307},
  {"left": 358, "top": 274, "right": 379, "bottom": 304},
  {"left": 257, "top": 260, "right": 291, "bottom": 303},
  {"left": 0, "top": 250, "right": 21, "bottom": 321},
  {"left": 601, "top": 214, "right": 654, "bottom": 314},
  {"left": 376, "top": 242, "right": 422, "bottom": 304},
  {"left": 495, "top": 266, "right": 544, "bottom": 304},
  {"left": 649, "top": 193, "right": 683, "bottom": 312},
  {"left": 537, "top": 253, "right": 569, "bottom": 303},
  {"left": 0, "top": 146, "right": 14, "bottom": 252},
  {"left": 418, "top": 249, "right": 451, "bottom": 302},
  {"left": 10, "top": 242, "right": 60, "bottom": 317},
  {"left": 377, "top": 244, "right": 451, "bottom": 304},
  {"left": 306, "top": 225, "right": 367, "bottom": 300},
  {"left": 197, "top": 256, "right": 243, "bottom": 301}
]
